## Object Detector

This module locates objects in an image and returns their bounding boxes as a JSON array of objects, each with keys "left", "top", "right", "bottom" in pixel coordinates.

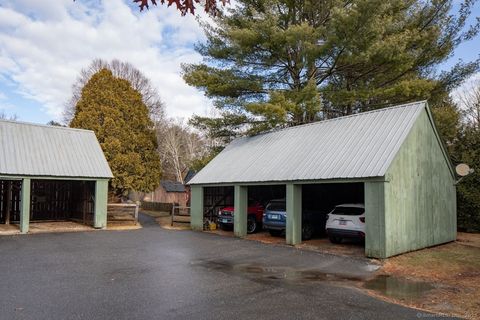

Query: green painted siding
[
  {"left": 234, "top": 185, "right": 248, "bottom": 237},
  {"left": 286, "top": 183, "right": 302, "bottom": 245},
  {"left": 190, "top": 186, "right": 204, "bottom": 231},
  {"left": 365, "top": 181, "right": 386, "bottom": 258},
  {"left": 94, "top": 179, "right": 108, "bottom": 229},
  {"left": 383, "top": 109, "right": 456, "bottom": 257},
  {"left": 20, "top": 178, "right": 31, "bottom": 233}
]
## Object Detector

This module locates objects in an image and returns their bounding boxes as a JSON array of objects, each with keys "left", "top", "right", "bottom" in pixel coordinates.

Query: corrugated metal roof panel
[
  {"left": 0, "top": 120, "right": 113, "bottom": 179},
  {"left": 189, "top": 101, "right": 426, "bottom": 185}
]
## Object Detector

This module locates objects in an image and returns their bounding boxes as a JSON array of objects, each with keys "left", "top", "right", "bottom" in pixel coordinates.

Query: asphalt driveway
[{"left": 0, "top": 214, "right": 436, "bottom": 320}]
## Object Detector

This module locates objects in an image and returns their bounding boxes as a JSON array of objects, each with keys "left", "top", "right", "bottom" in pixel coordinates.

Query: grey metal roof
[
  {"left": 161, "top": 180, "right": 186, "bottom": 192},
  {"left": 189, "top": 101, "right": 427, "bottom": 185},
  {"left": 0, "top": 120, "right": 113, "bottom": 179}
]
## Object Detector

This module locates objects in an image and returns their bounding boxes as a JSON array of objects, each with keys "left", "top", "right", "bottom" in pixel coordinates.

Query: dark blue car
[{"left": 262, "top": 199, "right": 327, "bottom": 240}]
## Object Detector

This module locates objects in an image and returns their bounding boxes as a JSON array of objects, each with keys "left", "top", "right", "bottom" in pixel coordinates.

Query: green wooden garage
[
  {"left": 0, "top": 120, "right": 113, "bottom": 233},
  {"left": 188, "top": 101, "right": 457, "bottom": 258}
]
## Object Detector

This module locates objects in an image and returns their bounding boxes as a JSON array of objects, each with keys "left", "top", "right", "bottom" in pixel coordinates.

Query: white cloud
[{"left": 0, "top": 0, "right": 212, "bottom": 120}]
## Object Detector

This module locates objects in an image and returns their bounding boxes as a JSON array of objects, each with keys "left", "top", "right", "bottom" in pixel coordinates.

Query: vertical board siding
[{"left": 384, "top": 109, "right": 456, "bottom": 257}]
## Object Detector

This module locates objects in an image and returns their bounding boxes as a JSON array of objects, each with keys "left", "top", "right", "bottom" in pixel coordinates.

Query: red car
[{"left": 217, "top": 201, "right": 264, "bottom": 233}]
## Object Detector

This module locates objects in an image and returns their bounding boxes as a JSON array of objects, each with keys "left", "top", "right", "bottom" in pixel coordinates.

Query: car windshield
[
  {"left": 331, "top": 206, "right": 364, "bottom": 215},
  {"left": 266, "top": 201, "right": 286, "bottom": 212}
]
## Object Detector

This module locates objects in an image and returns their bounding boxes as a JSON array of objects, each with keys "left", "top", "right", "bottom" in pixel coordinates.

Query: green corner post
[
  {"left": 20, "top": 178, "right": 31, "bottom": 234},
  {"left": 234, "top": 185, "right": 248, "bottom": 237},
  {"left": 94, "top": 179, "right": 108, "bottom": 229},
  {"left": 190, "top": 185, "right": 204, "bottom": 231},
  {"left": 286, "top": 183, "right": 302, "bottom": 245}
]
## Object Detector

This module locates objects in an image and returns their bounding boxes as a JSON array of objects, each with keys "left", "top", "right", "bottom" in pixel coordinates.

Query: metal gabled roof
[
  {"left": 0, "top": 120, "right": 113, "bottom": 179},
  {"left": 189, "top": 101, "right": 427, "bottom": 185}
]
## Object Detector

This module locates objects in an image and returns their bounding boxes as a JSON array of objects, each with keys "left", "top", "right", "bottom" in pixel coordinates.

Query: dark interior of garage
[
  {"left": 0, "top": 180, "right": 22, "bottom": 224},
  {"left": 203, "top": 183, "right": 364, "bottom": 241},
  {"left": 31, "top": 180, "right": 95, "bottom": 223},
  {"left": 248, "top": 185, "right": 286, "bottom": 206},
  {"left": 302, "top": 183, "right": 364, "bottom": 213},
  {"left": 203, "top": 186, "right": 234, "bottom": 221},
  {"left": 0, "top": 179, "right": 95, "bottom": 225},
  {"left": 302, "top": 182, "right": 364, "bottom": 239}
]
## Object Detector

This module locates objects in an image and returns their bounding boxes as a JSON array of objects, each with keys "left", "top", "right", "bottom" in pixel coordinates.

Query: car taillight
[{"left": 359, "top": 217, "right": 365, "bottom": 223}]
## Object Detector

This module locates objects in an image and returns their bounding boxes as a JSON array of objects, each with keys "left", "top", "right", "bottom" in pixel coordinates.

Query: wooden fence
[
  {"left": 107, "top": 203, "right": 139, "bottom": 224},
  {"left": 141, "top": 201, "right": 173, "bottom": 213}
]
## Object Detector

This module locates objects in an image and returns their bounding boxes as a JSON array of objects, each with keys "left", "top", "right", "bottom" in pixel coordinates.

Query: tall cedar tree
[
  {"left": 183, "top": 0, "right": 480, "bottom": 143},
  {"left": 71, "top": 69, "right": 161, "bottom": 195}
]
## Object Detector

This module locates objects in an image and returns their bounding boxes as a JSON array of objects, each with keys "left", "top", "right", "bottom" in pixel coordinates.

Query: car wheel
[
  {"left": 247, "top": 216, "right": 257, "bottom": 234},
  {"left": 329, "top": 235, "right": 342, "bottom": 244},
  {"left": 268, "top": 229, "right": 283, "bottom": 237},
  {"left": 302, "top": 223, "right": 314, "bottom": 240}
]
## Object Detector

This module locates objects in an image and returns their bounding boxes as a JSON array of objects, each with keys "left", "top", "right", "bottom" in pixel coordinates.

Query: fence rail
[
  {"left": 171, "top": 206, "right": 190, "bottom": 226},
  {"left": 107, "top": 203, "right": 139, "bottom": 224},
  {"left": 141, "top": 201, "right": 173, "bottom": 213}
]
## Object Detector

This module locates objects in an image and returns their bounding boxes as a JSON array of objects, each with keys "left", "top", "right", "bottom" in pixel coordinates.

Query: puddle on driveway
[
  {"left": 193, "top": 259, "right": 436, "bottom": 303},
  {"left": 192, "top": 259, "right": 364, "bottom": 284},
  {"left": 363, "top": 275, "right": 434, "bottom": 301}
]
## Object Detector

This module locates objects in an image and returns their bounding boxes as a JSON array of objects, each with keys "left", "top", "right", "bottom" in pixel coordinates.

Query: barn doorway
[
  {"left": 30, "top": 180, "right": 95, "bottom": 225},
  {"left": 0, "top": 180, "right": 22, "bottom": 225}
]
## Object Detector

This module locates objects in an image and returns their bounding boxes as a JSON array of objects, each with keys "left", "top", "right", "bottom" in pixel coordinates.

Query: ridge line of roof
[
  {"left": 0, "top": 119, "right": 95, "bottom": 134},
  {"left": 236, "top": 100, "right": 427, "bottom": 141}
]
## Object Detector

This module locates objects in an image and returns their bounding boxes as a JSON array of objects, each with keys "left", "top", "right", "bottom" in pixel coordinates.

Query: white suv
[{"left": 325, "top": 204, "right": 365, "bottom": 243}]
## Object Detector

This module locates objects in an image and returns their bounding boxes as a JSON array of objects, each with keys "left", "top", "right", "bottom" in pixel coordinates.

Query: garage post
[
  {"left": 190, "top": 185, "right": 204, "bottom": 231},
  {"left": 286, "top": 183, "right": 302, "bottom": 245},
  {"left": 364, "top": 181, "right": 386, "bottom": 258},
  {"left": 234, "top": 185, "right": 248, "bottom": 237},
  {"left": 94, "top": 179, "right": 108, "bottom": 229},
  {"left": 20, "top": 178, "right": 31, "bottom": 234}
]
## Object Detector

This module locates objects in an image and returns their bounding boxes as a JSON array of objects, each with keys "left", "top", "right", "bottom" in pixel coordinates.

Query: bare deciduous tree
[
  {"left": 64, "top": 58, "right": 165, "bottom": 124},
  {"left": 157, "top": 119, "right": 208, "bottom": 183},
  {"left": 457, "top": 79, "right": 480, "bottom": 130},
  {"left": 0, "top": 111, "right": 18, "bottom": 121}
]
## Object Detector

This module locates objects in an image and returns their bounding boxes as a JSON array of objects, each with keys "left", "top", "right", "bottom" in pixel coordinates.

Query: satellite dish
[{"left": 456, "top": 164, "right": 472, "bottom": 177}]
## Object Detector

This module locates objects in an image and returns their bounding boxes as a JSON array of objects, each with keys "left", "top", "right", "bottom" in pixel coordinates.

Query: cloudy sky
[{"left": 0, "top": 0, "right": 479, "bottom": 124}]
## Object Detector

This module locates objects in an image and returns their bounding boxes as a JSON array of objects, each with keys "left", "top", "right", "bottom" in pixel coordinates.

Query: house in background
[{"left": 145, "top": 180, "right": 187, "bottom": 207}]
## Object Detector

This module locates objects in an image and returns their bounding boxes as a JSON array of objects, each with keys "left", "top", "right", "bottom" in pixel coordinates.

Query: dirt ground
[
  {"left": 0, "top": 224, "right": 21, "bottom": 235},
  {"left": 143, "top": 210, "right": 191, "bottom": 230},
  {"left": 204, "top": 227, "right": 366, "bottom": 258},
  {"left": 376, "top": 232, "right": 480, "bottom": 319},
  {"left": 0, "top": 220, "right": 140, "bottom": 235},
  {"left": 107, "top": 220, "right": 142, "bottom": 231}
]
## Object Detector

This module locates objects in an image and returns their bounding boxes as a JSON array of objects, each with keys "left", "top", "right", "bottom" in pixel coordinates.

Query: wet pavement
[
  {"left": 0, "top": 213, "right": 452, "bottom": 320},
  {"left": 364, "top": 275, "right": 435, "bottom": 302}
]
